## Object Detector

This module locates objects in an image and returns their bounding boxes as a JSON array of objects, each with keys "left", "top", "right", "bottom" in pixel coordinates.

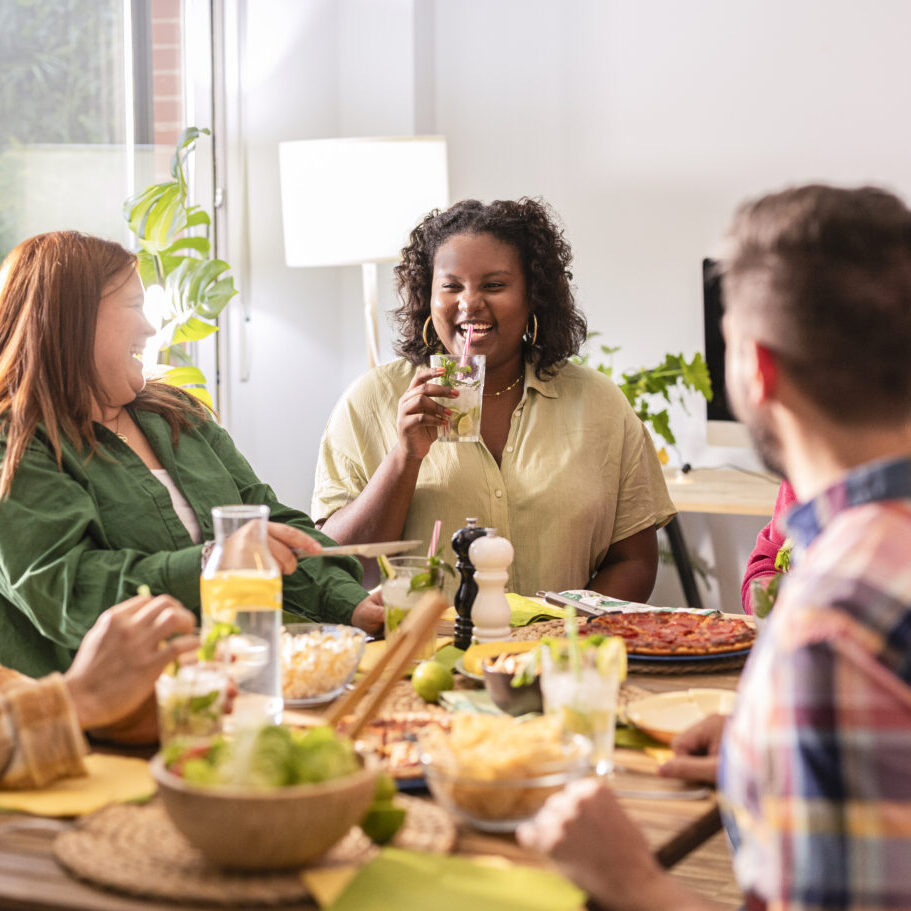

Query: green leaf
[
  {"left": 157, "top": 365, "right": 207, "bottom": 386},
  {"left": 171, "top": 316, "right": 218, "bottom": 345},
  {"left": 183, "top": 385, "right": 215, "bottom": 411},
  {"left": 163, "top": 235, "right": 210, "bottom": 257},
  {"left": 649, "top": 409, "right": 675, "bottom": 445}
]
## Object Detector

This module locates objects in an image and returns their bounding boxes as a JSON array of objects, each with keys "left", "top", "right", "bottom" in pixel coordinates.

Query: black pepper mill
[{"left": 451, "top": 517, "right": 488, "bottom": 649}]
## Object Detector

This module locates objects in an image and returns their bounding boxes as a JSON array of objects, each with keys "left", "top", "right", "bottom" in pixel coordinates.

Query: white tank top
[{"left": 151, "top": 469, "right": 203, "bottom": 544}]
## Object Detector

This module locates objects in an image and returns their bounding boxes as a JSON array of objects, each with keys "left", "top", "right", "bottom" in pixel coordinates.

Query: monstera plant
[{"left": 123, "top": 127, "right": 236, "bottom": 410}]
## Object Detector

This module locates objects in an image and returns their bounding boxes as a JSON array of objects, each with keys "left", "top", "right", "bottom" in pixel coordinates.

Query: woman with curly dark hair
[{"left": 313, "top": 198, "right": 675, "bottom": 598}]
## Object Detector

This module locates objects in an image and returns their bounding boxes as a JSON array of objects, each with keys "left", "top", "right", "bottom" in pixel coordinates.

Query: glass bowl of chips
[{"left": 419, "top": 714, "right": 590, "bottom": 832}]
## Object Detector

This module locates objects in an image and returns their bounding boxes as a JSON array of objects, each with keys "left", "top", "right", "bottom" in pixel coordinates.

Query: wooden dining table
[{"left": 0, "top": 665, "right": 743, "bottom": 911}]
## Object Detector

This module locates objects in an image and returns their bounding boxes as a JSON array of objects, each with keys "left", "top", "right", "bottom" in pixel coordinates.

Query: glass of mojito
[
  {"left": 540, "top": 642, "right": 624, "bottom": 776},
  {"left": 381, "top": 556, "right": 445, "bottom": 662},
  {"left": 430, "top": 353, "right": 485, "bottom": 442}
]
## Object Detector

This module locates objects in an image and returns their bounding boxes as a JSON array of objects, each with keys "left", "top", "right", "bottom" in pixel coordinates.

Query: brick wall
[{"left": 150, "top": 0, "right": 183, "bottom": 148}]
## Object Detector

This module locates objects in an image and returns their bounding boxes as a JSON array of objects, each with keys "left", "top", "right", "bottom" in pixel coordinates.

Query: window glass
[{"left": 0, "top": 0, "right": 186, "bottom": 260}]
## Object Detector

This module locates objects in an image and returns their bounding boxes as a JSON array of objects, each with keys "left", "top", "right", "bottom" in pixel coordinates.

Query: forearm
[
  {"left": 588, "top": 561, "right": 656, "bottom": 601},
  {"left": 586, "top": 870, "right": 719, "bottom": 911},
  {"left": 320, "top": 444, "right": 424, "bottom": 544},
  {"left": 588, "top": 526, "right": 659, "bottom": 602}
]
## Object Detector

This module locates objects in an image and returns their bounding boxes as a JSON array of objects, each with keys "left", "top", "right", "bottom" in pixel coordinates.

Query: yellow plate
[
  {"left": 461, "top": 640, "right": 540, "bottom": 677},
  {"left": 624, "top": 688, "right": 736, "bottom": 744}
]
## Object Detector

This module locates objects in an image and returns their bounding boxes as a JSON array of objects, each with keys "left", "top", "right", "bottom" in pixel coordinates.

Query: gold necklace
[
  {"left": 113, "top": 411, "right": 128, "bottom": 444},
  {"left": 483, "top": 374, "right": 523, "bottom": 398}
]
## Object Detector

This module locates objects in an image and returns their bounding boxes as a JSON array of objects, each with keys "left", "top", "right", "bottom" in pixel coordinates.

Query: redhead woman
[
  {"left": 0, "top": 231, "right": 382, "bottom": 680},
  {"left": 313, "top": 198, "right": 675, "bottom": 598}
]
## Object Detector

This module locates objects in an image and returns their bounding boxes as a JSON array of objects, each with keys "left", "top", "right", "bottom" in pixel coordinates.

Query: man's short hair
[{"left": 720, "top": 184, "right": 911, "bottom": 425}]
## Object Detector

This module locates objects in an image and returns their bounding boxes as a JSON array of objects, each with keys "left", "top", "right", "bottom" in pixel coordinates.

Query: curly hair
[{"left": 392, "top": 197, "right": 586, "bottom": 379}]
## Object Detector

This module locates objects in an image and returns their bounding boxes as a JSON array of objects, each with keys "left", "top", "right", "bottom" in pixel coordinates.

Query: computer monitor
[{"left": 703, "top": 257, "right": 751, "bottom": 447}]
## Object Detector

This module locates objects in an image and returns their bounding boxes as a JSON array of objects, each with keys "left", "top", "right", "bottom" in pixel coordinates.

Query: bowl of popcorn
[
  {"left": 281, "top": 623, "right": 367, "bottom": 707},
  {"left": 420, "top": 714, "right": 590, "bottom": 832}
]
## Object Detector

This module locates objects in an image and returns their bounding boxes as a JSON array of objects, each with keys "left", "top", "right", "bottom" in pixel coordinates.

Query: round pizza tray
[
  {"left": 54, "top": 795, "right": 454, "bottom": 906},
  {"left": 510, "top": 619, "right": 752, "bottom": 674}
]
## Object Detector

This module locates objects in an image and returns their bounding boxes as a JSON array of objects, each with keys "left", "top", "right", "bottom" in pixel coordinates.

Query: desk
[
  {"left": 0, "top": 667, "right": 742, "bottom": 911},
  {"left": 663, "top": 467, "right": 780, "bottom": 611}
]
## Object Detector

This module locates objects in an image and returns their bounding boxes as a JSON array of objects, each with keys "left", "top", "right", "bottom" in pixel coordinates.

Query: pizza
[
  {"left": 582, "top": 611, "right": 755, "bottom": 656},
  {"left": 347, "top": 713, "right": 452, "bottom": 779}
]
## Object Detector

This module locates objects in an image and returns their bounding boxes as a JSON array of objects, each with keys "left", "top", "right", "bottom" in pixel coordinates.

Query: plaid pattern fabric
[
  {"left": 0, "top": 672, "right": 87, "bottom": 789},
  {"left": 720, "top": 458, "right": 911, "bottom": 910}
]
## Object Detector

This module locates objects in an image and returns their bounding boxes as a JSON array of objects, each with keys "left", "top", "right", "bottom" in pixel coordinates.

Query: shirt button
[
  {"left": 495, "top": 489, "right": 503, "bottom": 498},
  {"left": 505, "top": 445, "right": 514, "bottom": 453}
]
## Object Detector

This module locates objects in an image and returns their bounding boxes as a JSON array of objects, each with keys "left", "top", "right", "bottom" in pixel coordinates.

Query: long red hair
[{"left": 0, "top": 231, "right": 207, "bottom": 497}]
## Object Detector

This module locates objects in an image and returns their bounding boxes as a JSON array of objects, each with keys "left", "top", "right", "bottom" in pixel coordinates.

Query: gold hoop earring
[
  {"left": 422, "top": 315, "right": 434, "bottom": 348},
  {"left": 525, "top": 313, "right": 538, "bottom": 347}
]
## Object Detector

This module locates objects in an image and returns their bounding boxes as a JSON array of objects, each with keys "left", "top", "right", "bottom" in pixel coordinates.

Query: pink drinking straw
[
  {"left": 458, "top": 323, "right": 473, "bottom": 368},
  {"left": 427, "top": 519, "right": 442, "bottom": 559}
]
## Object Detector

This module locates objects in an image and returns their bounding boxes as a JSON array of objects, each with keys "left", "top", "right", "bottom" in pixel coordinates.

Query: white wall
[{"left": 224, "top": 0, "right": 911, "bottom": 610}]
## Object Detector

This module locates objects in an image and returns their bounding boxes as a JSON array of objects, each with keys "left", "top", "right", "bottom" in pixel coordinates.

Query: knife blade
[{"left": 292, "top": 539, "right": 423, "bottom": 559}]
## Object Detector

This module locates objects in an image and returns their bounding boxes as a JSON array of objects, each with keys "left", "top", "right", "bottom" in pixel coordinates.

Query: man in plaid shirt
[{"left": 520, "top": 184, "right": 911, "bottom": 911}]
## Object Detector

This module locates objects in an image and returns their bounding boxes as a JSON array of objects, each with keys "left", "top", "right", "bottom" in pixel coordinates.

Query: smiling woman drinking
[
  {"left": 0, "top": 231, "right": 382, "bottom": 691},
  {"left": 313, "top": 198, "right": 676, "bottom": 598}
]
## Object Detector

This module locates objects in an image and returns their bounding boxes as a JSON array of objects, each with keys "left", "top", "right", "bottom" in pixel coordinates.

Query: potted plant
[
  {"left": 123, "top": 126, "right": 236, "bottom": 409},
  {"left": 574, "top": 334, "right": 713, "bottom": 459}
]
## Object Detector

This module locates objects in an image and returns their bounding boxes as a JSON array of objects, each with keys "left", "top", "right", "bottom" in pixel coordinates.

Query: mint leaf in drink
[{"left": 199, "top": 621, "right": 241, "bottom": 662}]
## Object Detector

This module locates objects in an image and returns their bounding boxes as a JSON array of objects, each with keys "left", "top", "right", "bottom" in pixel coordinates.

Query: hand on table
[
  {"left": 517, "top": 778, "right": 684, "bottom": 911},
  {"left": 658, "top": 713, "right": 726, "bottom": 785},
  {"left": 396, "top": 366, "right": 458, "bottom": 460},
  {"left": 65, "top": 594, "right": 197, "bottom": 735},
  {"left": 351, "top": 589, "right": 384, "bottom": 634}
]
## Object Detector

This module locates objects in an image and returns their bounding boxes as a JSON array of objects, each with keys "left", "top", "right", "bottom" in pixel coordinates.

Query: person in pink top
[{"left": 740, "top": 478, "right": 796, "bottom": 613}]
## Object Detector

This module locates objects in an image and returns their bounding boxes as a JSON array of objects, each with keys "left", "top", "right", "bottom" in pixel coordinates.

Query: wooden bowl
[{"left": 150, "top": 753, "right": 377, "bottom": 870}]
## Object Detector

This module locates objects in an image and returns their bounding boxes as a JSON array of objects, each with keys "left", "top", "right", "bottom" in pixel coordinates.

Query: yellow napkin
[
  {"left": 321, "top": 847, "right": 585, "bottom": 911},
  {"left": 506, "top": 593, "right": 565, "bottom": 627},
  {"left": 359, "top": 638, "right": 453, "bottom": 675},
  {"left": 0, "top": 753, "right": 155, "bottom": 817}
]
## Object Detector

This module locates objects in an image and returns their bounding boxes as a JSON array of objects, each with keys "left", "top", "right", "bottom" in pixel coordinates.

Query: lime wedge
[
  {"left": 457, "top": 413, "right": 474, "bottom": 436},
  {"left": 377, "top": 554, "right": 395, "bottom": 580},
  {"left": 596, "top": 636, "right": 627, "bottom": 681}
]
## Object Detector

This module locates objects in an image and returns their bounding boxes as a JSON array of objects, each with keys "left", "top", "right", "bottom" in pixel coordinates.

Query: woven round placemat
[
  {"left": 54, "top": 794, "right": 454, "bottom": 907},
  {"left": 510, "top": 618, "right": 583, "bottom": 641}
]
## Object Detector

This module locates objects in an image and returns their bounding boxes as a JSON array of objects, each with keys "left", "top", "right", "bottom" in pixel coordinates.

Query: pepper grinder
[
  {"left": 451, "top": 518, "right": 488, "bottom": 650},
  {"left": 468, "top": 529, "right": 514, "bottom": 643}
]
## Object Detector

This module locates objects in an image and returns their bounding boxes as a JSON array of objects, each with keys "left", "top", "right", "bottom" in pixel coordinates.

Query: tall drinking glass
[
  {"left": 200, "top": 505, "right": 282, "bottom": 724},
  {"left": 430, "top": 354, "right": 486, "bottom": 443},
  {"left": 382, "top": 556, "right": 445, "bottom": 662},
  {"left": 155, "top": 662, "right": 231, "bottom": 747},
  {"left": 540, "top": 648, "right": 621, "bottom": 775}
]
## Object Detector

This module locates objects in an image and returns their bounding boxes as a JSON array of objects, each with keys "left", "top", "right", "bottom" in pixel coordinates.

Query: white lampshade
[{"left": 279, "top": 136, "right": 449, "bottom": 267}]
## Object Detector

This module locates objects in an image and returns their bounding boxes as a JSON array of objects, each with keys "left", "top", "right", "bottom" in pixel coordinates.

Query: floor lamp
[{"left": 279, "top": 136, "right": 449, "bottom": 368}]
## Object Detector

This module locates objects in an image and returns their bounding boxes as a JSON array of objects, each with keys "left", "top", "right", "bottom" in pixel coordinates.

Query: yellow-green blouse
[{"left": 313, "top": 359, "right": 676, "bottom": 595}]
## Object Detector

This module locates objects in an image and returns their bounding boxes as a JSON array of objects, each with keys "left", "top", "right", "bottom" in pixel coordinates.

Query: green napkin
[
  {"left": 438, "top": 688, "right": 502, "bottom": 714},
  {"left": 615, "top": 725, "right": 666, "bottom": 751},
  {"left": 507, "top": 593, "right": 565, "bottom": 627},
  {"left": 432, "top": 643, "right": 464, "bottom": 672},
  {"left": 326, "top": 847, "right": 585, "bottom": 911}
]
